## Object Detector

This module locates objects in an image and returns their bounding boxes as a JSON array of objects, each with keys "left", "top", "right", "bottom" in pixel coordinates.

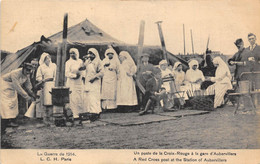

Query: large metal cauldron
[{"left": 50, "top": 87, "right": 70, "bottom": 106}]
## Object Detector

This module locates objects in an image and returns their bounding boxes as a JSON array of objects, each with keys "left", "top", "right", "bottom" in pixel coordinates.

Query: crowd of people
[{"left": 1, "top": 33, "right": 259, "bottom": 130}]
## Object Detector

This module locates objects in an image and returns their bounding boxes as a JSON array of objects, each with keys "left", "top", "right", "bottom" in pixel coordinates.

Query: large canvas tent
[{"left": 1, "top": 18, "right": 188, "bottom": 75}]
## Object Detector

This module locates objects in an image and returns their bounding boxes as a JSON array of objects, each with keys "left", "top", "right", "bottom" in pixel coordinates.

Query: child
[{"left": 159, "top": 59, "right": 174, "bottom": 109}]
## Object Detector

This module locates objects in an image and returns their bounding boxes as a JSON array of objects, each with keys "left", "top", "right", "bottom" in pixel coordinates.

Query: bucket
[
  {"left": 25, "top": 101, "right": 36, "bottom": 118},
  {"left": 238, "top": 80, "right": 251, "bottom": 93}
]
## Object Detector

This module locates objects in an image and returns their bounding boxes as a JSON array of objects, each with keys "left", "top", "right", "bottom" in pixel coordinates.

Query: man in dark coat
[
  {"left": 228, "top": 39, "right": 253, "bottom": 108},
  {"left": 246, "top": 33, "right": 260, "bottom": 106},
  {"left": 19, "top": 59, "right": 40, "bottom": 116},
  {"left": 137, "top": 53, "right": 155, "bottom": 87},
  {"left": 30, "top": 58, "right": 40, "bottom": 92},
  {"left": 228, "top": 38, "right": 252, "bottom": 82},
  {"left": 139, "top": 67, "right": 167, "bottom": 115},
  {"left": 246, "top": 33, "right": 260, "bottom": 71},
  {"left": 136, "top": 53, "right": 156, "bottom": 110}
]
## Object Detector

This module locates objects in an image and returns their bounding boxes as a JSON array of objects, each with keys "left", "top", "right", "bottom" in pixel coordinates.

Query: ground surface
[{"left": 1, "top": 105, "right": 259, "bottom": 149}]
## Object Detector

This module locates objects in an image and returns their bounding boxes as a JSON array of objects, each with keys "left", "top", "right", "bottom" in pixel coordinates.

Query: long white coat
[
  {"left": 208, "top": 56, "right": 232, "bottom": 108},
  {"left": 83, "top": 48, "right": 104, "bottom": 114},
  {"left": 65, "top": 48, "right": 84, "bottom": 118},
  {"left": 101, "top": 48, "right": 120, "bottom": 109},
  {"left": 36, "top": 53, "right": 56, "bottom": 105},
  {"left": 116, "top": 51, "right": 138, "bottom": 106}
]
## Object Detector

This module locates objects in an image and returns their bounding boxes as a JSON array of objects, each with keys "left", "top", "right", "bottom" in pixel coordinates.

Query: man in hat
[
  {"left": 28, "top": 58, "right": 41, "bottom": 118},
  {"left": 18, "top": 59, "right": 40, "bottom": 117},
  {"left": 139, "top": 67, "right": 167, "bottom": 115},
  {"left": 228, "top": 38, "right": 252, "bottom": 82},
  {"left": 228, "top": 38, "right": 254, "bottom": 109},
  {"left": 1, "top": 63, "right": 36, "bottom": 133},
  {"left": 136, "top": 53, "right": 156, "bottom": 110},
  {"left": 137, "top": 53, "right": 155, "bottom": 86},
  {"left": 30, "top": 58, "right": 39, "bottom": 87}
]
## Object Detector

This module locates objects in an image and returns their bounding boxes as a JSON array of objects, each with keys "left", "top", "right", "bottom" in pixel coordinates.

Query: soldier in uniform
[
  {"left": 136, "top": 53, "right": 155, "bottom": 111},
  {"left": 139, "top": 67, "right": 167, "bottom": 115},
  {"left": 228, "top": 38, "right": 252, "bottom": 83}
]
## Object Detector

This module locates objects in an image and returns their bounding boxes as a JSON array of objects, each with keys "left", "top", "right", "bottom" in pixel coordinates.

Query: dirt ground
[{"left": 1, "top": 105, "right": 260, "bottom": 149}]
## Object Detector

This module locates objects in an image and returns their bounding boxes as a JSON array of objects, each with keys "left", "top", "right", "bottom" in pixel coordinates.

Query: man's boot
[
  {"left": 139, "top": 99, "right": 152, "bottom": 115},
  {"left": 73, "top": 117, "right": 82, "bottom": 126},
  {"left": 8, "top": 119, "right": 19, "bottom": 127},
  {"left": 43, "top": 116, "right": 51, "bottom": 126},
  {"left": 1, "top": 119, "right": 8, "bottom": 134}
]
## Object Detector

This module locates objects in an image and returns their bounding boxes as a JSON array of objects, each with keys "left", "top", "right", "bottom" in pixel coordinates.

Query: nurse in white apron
[
  {"left": 82, "top": 48, "right": 104, "bottom": 121},
  {"left": 36, "top": 53, "right": 57, "bottom": 125},
  {"left": 65, "top": 48, "right": 84, "bottom": 125}
]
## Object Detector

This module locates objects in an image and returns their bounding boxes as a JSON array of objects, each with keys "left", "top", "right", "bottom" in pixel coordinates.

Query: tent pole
[
  {"left": 55, "top": 43, "right": 62, "bottom": 87},
  {"left": 191, "top": 29, "right": 194, "bottom": 55},
  {"left": 183, "top": 24, "right": 186, "bottom": 55},
  {"left": 204, "top": 35, "right": 210, "bottom": 62},
  {"left": 137, "top": 20, "right": 145, "bottom": 71},
  {"left": 55, "top": 13, "right": 68, "bottom": 86},
  {"left": 60, "top": 13, "right": 68, "bottom": 86},
  {"left": 155, "top": 21, "right": 169, "bottom": 64},
  {"left": 53, "top": 13, "right": 69, "bottom": 126},
  {"left": 136, "top": 20, "right": 146, "bottom": 94},
  {"left": 206, "top": 35, "right": 210, "bottom": 52}
]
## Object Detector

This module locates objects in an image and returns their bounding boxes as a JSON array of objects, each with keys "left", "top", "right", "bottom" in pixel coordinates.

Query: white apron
[
  {"left": 101, "top": 61, "right": 118, "bottom": 109},
  {"left": 66, "top": 63, "right": 83, "bottom": 118},
  {"left": 0, "top": 80, "right": 19, "bottom": 119},
  {"left": 83, "top": 63, "right": 102, "bottom": 114},
  {"left": 42, "top": 81, "right": 54, "bottom": 105},
  {"left": 116, "top": 64, "right": 138, "bottom": 106}
]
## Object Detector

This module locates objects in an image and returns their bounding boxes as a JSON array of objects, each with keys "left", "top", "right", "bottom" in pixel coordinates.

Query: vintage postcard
[{"left": 1, "top": 0, "right": 260, "bottom": 163}]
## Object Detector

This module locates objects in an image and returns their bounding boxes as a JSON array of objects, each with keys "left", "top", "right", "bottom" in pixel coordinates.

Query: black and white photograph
[{"left": 1, "top": 0, "right": 260, "bottom": 163}]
